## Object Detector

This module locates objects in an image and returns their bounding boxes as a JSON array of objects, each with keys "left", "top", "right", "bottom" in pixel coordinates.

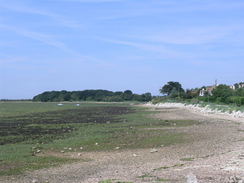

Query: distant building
[
  {"left": 199, "top": 86, "right": 216, "bottom": 96},
  {"left": 230, "top": 82, "right": 244, "bottom": 90},
  {"left": 199, "top": 81, "right": 244, "bottom": 96},
  {"left": 199, "top": 80, "right": 218, "bottom": 96},
  {"left": 230, "top": 85, "right": 236, "bottom": 90}
]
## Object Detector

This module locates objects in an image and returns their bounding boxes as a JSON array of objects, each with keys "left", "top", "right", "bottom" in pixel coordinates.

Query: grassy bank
[{"left": 0, "top": 102, "right": 192, "bottom": 176}]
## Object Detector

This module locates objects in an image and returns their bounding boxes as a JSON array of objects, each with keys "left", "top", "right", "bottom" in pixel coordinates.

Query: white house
[
  {"left": 230, "top": 82, "right": 244, "bottom": 90},
  {"left": 199, "top": 86, "right": 216, "bottom": 96}
]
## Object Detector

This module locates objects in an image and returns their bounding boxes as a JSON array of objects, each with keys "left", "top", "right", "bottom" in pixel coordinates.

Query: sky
[{"left": 0, "top": 0, "right": 244, "bottom": 99}]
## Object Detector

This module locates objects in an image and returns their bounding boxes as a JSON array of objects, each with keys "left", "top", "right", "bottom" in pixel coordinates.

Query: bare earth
[{"left": 1, "top": 106, "right": 244, "bottom": 183}]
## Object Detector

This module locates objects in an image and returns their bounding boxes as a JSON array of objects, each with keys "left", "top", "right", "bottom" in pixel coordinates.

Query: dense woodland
[{"left": 33, "top": 90, "right": 152, "bottom": 102}]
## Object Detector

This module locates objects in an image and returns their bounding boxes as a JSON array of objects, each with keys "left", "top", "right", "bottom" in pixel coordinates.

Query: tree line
[
  {"left": 159, "top": 81, "right": 244, "bottom": 106},
  {"left": 33, "top": 90, "right": 152, "bottom": 102}
]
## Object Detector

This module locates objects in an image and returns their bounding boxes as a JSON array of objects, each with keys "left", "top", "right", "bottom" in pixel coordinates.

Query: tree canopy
[
  {"left": 159, "top": 81, "right": 185, "bottom": 97},
  {"left": 33, "top": 89, "right": 152, "bottom": 102},
  {"left": 212, "top": 85, "right": 233, "bottom": 99}
]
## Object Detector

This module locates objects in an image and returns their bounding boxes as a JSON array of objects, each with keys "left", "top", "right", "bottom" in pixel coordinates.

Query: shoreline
[{"left": 145, "top": 102, "right": 244, "bottom": 123}]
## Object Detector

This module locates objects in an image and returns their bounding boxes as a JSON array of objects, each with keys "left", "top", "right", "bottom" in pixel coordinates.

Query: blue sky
[{"left": 0, "top": 0, "right": 244, "bottom": 99}]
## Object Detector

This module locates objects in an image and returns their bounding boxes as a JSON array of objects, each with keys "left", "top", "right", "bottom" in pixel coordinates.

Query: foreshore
[{"left": 145, "top": 102, "right": 244, "bottom": 122}]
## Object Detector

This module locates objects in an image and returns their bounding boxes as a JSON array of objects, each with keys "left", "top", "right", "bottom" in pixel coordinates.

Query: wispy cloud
[
  {"left": 0, "top": 24, "right": 80, "bottom": 56},
  {"left": 0, "top": 56, "right": 27, "bottom": 64},
  {"left": 0, "top": 24, "right": 110, "bottom": 64},
  {"left": 97, "top": 37, "right": 193, "bottom": 59},
  {"left": 59, "top": 0, "right": 124, "bottom": 3},
  {"left": 153, "top": 0, "right": 244, "bottom": 12},
  {"left": 98, "top": 0, "right": 244, "bottom": 20},
  {"left": 129, "top": 26, "right": 238, "bottom": 45},
  {"left": 0, "top": 2, "right": 83, "bottom": 30}
]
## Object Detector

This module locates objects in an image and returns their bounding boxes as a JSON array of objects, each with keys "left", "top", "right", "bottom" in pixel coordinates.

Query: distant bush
[
  {"left": 227, "top": 96, "right": 244, "bottom": 106},
  {"left": 151, "top": 97, "right": 166, "bottom": 104}
]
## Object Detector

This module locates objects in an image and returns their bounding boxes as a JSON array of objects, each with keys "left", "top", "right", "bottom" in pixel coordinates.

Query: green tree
[
  {"left": 235, "top": 88, "right": 244, "bottom": 96},
  {"left": 160, "top": 81, "right": 185, "bottom": 97},
  {"left": 141, "top": 92, "right": 152, "bottom": 101},
  {"left": 70, "top": 92, "right": 80, "bottom": 101},
  {"left": 212, "top": 84, "right": 234, "bottom": 103},
  {"left": 122, "top": 90, "right": 133, "bottom": 100},
  {"left": 184, "top": 88, "right": 199, "bottom": 99},
  {"left": 132, "top": 94, "right": 143, "bottom": 101}
]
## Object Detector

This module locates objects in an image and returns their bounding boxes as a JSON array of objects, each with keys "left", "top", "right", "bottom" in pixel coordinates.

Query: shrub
[{"left": 228, "top": 96, "right": 244, "bottom": 106}]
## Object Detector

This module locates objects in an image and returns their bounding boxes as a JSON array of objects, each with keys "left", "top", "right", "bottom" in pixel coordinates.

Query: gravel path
[{"left": 1, "top": 106, "right": 244, "bottom": 183}]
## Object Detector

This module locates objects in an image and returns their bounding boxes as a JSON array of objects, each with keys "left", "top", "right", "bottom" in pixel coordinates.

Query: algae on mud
[{"left": 0, "top": 102, "right": 192, "bottom": 176}]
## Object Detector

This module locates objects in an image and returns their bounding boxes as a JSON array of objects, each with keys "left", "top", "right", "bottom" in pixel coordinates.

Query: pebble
[
  {"left": 150, "top": 148, "right": 158, "bottom": 153},
  {"left": 228, "top": 176, "right": 243, "bottom": 183},
  {"left": 115, "top": 147, "right": 120, "bottom": 150},
  {"left": 32, "top": 179, "right": 38, "bottom": 183},
  {"left": 80, "top": 147, "right": 83, "bottom": 150},
  {"left": 186, "top": 172, "right": 198, "bottom": 183},
  {"left": 78, "top": 153, "right": 82, "bottom": 156},
  {"left": 238, "top": 154, "right": 244, "bottom": 159},
  {"left": 133, "top": 153, "right": 138, "bottom": 157},
  {"left": 68, "top": 147, "right": 72, "bottom": 150},
  {"left": 60, "top": 150, "right": 65, "bottom": 153}
]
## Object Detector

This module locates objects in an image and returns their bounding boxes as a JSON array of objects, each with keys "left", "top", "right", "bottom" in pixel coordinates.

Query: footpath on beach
[{"left": 145, "top": 102, "right": 244, "bottom": 120}]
